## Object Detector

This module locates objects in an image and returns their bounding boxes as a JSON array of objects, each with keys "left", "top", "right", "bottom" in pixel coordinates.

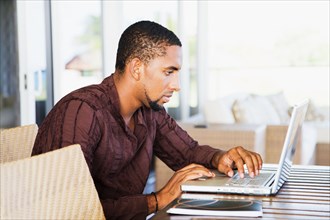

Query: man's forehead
[{"left": 163, "top": 45, "right": 182, "bottom": 69}]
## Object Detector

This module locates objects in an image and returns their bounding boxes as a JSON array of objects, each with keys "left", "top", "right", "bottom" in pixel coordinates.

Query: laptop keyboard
[{"left": 226, "top": 172, "right": 273, "bottom": 187}]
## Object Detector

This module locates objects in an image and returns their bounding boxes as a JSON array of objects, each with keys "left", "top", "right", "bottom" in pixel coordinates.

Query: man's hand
[
  {"left": 212, "top": 146, "right": 263, "bottom": 179},
  {"left": 153, "top": 163, "right": 215, "bottom": 212}
]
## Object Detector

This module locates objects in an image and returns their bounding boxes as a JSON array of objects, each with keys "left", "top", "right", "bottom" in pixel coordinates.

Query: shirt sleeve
[
  {"left": 153, "top": 109, "right": 222, "bottom": 171},
  {"left": 100, "top": 195, "right": 149, "bottom": 219},
  {"left": 32, "top": 99, "right": 101, "bottom": 168}
]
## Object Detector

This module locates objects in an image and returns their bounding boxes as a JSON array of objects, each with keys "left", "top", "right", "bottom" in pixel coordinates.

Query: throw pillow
[
  {"left": 204, "top": 99, "right": 236, "bottom": 124},
  {"left": 232, "top": 95, "right": 281, "bottom": 124},
  {"left": 266, "top": 91, "right": 290, "bottom": 123}
]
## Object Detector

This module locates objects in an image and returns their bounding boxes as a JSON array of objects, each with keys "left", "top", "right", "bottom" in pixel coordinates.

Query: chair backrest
[
  {"left": 0, "top": 124, "right": 38, "bottom": 163},
  {"left": 0, "top": 144, "right": 105, "bottom": 220}
]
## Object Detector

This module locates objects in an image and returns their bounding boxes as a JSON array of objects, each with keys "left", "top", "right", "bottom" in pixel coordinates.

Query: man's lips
[{"left": 162, "top": 95, "right": 172, "bottom": 103}]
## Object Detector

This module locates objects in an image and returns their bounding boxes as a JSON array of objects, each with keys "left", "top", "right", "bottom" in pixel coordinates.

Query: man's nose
[{"left": 170, "top": 74, "right": 181, "bottom": 92}]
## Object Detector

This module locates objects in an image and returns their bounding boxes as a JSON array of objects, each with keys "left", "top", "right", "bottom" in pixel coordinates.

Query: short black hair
[{"left": 115, "top": 20, "right": 182, "bottom": 73}]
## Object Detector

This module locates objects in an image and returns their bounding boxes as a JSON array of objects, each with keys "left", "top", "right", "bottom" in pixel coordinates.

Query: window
[
  {"left": 51, "top": 1, "right": 103, "bottom": 103},
  {"left": 15, "top": 0, "right": 48, "bottom": 126},
  {"left": 180, "top": 1, "right": 198, "bottom": 118},
  {"left": 206, "top": 1, "right": 329, "bottom": 106},
  {"left": 0, "top": 0, "right": 21, "bottom": 127}
]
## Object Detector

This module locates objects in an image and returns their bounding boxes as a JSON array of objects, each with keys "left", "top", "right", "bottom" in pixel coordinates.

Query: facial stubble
[{"left": 145, "top": 89, "right": 163, "bottom": 111}]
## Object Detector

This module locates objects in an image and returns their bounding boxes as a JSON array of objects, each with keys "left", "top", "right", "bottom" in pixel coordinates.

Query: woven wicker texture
[
  {"left": 0, "top": 124, "right": 38, "bottom": 163},
  {"left": 0, "top": 144, "right": 105, "bottom": 220}
]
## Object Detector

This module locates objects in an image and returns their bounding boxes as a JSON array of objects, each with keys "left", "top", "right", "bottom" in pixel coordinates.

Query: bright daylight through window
[{"left": 206, "top": 1, "right": 329, "bottom": 107}]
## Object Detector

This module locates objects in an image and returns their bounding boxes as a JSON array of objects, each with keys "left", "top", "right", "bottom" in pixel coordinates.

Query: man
[{"left": 32, "top": 20, "right": 262, "bottom": 219}]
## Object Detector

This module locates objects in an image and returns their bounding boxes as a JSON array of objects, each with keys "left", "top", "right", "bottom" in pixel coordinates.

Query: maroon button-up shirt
[{"left": 32, "top": 74, "right": 219, "bottom": 219}]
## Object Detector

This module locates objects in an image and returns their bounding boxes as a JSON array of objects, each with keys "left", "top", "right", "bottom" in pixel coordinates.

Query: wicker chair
[
  {"left": 0, "top": 124, "right": 38, "bottom": 163},
  {"left": 0, "top": 144, "right": 105, "bottom": 220}
]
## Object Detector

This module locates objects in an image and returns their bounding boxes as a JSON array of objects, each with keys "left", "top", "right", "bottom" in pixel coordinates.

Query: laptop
[{"left": 181, "top": 99, "right": 309, "bottom": 195}]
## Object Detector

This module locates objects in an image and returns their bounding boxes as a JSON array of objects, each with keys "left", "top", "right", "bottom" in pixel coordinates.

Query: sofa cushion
[
  {"left": 204, "top": 99, "right": 236, "bottom": 124},
  {"left": 306, "top": 101, "right": 329, "bottom": 121},
  {"left": 204, "top": 93, "right": 249, "bottom": 124},
  {"left": 305, "top": 121, "right": 330, "bottom": 143},
  {"left": 266, "top": 91, "right": 290, "bottom": 123},
  {"left": 232, "top": 95, "right": 281, "bottom": 124}
]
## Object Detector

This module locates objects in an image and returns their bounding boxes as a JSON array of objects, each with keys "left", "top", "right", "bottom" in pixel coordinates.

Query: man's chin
[{"left": 149, "top": 101, "right": 163, "bottom": 111}]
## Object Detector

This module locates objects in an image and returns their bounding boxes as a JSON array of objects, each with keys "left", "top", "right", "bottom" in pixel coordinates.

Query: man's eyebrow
[{"left": 165, "top": 66, "right": 180, "bottom": 71}]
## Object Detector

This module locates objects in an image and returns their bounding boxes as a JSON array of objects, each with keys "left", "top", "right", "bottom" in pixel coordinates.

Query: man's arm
[
  {"left": 101, "top": 195, "right": 150, "bottom": 219},
  {"left": 153, "top": 109, "right": 220, "bottom": 171},
  {"left": 151, "top": 110, "right": 263, "bottom": 211}
]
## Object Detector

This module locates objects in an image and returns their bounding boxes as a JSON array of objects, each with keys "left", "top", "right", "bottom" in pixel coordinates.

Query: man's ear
[{"left": 129, "top": 58, "right": 142, "bottom": 81}]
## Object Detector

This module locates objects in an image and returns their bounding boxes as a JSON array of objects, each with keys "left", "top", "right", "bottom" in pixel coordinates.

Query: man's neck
[{"left": 113, "top": 72, "right": 141, "bottom": 126}]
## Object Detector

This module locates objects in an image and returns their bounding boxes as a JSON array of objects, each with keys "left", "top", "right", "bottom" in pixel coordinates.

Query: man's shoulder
[{"left": 60, "top": 83, "right": 114, "bottom": 111}]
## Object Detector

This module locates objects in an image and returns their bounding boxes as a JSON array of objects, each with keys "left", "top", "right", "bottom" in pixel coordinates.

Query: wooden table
[{"left": 152, "top": 164, "right": 330, "bottom": 219}]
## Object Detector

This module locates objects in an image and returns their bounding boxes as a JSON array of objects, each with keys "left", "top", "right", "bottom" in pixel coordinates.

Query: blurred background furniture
[
  {"left": 265, "top": 124, "right": 317, "bottom": 164},
  {"left": 0, "top": 144, "right": 105, "bottom": 220},
  {"left": 201, "top": 92, "right": 329, "bottom": 165},
  {"left": 0, "top": 124, "right": 38, "bottom": 163},
  {"left": 181, "top": 92, "right": 328, "bottom": 165}
]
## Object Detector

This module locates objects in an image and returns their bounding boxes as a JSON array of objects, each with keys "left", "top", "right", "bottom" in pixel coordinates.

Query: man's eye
[{"left": 165, "top": 70, "right": 174, "bottom": 75}]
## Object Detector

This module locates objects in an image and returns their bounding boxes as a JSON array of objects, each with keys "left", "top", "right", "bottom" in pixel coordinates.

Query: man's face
[{"left": 140, "top": 45, "right": 182, "bottom": 111}]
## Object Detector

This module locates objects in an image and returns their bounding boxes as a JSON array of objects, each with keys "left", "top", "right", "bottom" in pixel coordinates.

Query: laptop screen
[{"left": 272, "top": 99, "right": 309, "bottom": 193}]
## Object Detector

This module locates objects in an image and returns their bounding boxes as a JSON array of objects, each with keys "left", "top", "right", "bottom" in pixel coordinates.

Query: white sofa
[{"left": 202, "top": 91, "right": 329, "bottom": 164}]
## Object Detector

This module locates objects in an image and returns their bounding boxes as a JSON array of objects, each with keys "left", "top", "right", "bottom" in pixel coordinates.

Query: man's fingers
[
  {"left": 217, "top": 148, "right": 244, "bottom": 178},
  {"left": 228, "top": 147, "right": 246, "bottom": 178},
  {"left": 251, "top": 154, "right": 260, "bottom": 175},
  {"left": 225, "top": 146, "right": 263, "bottom": 178},
  {"left": 250, "top": 152, "right": 263, "bottom": 175},
  {"left": 160, "top": 163, "right": 217, "bottom": 209},
  {"left": 178, "top": 163, "right": 205, "bottom": 172},
  {"left": 218, "top": 164, "right": 234, "bottom": 177},
  {"left": 175, "top": 164, "right": 215, "bottom": 182},
  {"left": 256, "top": 153, "right": 263, "bottom": 170},
  {"left": 236, "top": 147, "right": 257, "bottom": 177}
]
